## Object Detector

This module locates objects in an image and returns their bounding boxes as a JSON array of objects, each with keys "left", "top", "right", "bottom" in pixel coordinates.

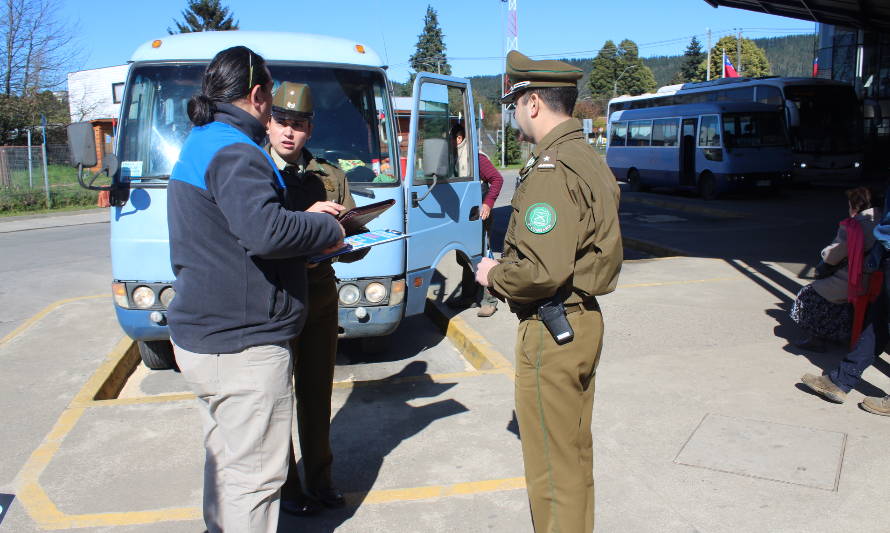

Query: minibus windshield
[{"left": 118, "top": 63, "right": 396, "bottom": 185}]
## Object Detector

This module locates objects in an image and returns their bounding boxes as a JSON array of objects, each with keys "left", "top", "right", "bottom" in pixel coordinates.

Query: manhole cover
[{"left": 674, "top": 414, "right": 846, "bottom": 491}]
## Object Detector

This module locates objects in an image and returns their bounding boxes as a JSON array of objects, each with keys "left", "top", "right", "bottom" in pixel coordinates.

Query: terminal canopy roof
[{"left": 703, "top": 0, "right": 890, "bottom": 32}]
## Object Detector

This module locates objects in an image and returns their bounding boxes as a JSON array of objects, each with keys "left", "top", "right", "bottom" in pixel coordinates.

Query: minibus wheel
[
  {"left": 627, "top": 169, "right": 644, "bottom": 192},
  {"left": 138, "top": 340, "right": 178, "bottom": 371},
  {"left": 698, "top": 172, "right": 718, "bottom": 201}
]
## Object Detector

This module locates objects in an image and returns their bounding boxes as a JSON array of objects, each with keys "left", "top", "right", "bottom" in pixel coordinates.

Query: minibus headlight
[
  {"left": 389, "top": 280, "right": 406, "bottom": 306},
  {"left": 364, "top": 282, "right": 387, "bottom": 304},
  {"left": 132, "top": 286, "right": 156, "bottom": 309},
  {"left": 339, "top": 284, "right": 360, "bottom": 306},
  {"left": 112, "top": 282, "right": 128, "bottom": 308},
  {"left": 159, "top": 287, "right": 175, "bottom": 308},
  {"left": 854, "top": 161, "right": 861, "bottom": 168}
]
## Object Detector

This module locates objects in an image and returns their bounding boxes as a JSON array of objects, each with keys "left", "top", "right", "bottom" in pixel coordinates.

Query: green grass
[{"left": 1, "top": 165, "right": 107, "bottom": 215}]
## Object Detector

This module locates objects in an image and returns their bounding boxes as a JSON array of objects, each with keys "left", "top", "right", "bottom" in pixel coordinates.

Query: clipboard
[
  {"left": 338, "top": 199, "right": 396, "bottom": 236},
  {"left": 309, "top": 229, "right": 408, "bottom": 263}
]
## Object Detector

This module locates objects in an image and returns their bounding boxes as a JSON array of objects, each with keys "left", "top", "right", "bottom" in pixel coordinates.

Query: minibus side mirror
[
  {"left": 67, "top": 122, "right": 97, "bottom": 167},
  {"left": 785, "top": 100, "right": 800, "bottom": 128},
  {"left": 67, "top": 121, "right": 114, "bottom": 192},
  {"left": 414, "top": 138, "right": 448, "bottom": 205}
]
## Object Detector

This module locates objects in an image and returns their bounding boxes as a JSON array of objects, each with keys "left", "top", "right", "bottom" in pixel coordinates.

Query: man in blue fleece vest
[{"left": 167, "top": 47, "right": 343, "bottom": 533}]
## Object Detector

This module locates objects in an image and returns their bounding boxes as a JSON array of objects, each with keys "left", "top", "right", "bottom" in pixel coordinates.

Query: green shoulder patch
[{"left": 524, "top": 202, "right": 557, "bottom": 234}]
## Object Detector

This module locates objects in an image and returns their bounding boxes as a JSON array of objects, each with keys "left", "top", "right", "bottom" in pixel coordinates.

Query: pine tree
[
  {"left": 409, "top": 5, "right": 452, "bottom": 81},
  {"left": 676, "top": 36, "right": 706, "bottom": 83},
  {"left": 168, "top": 0, "right": 238, "bottom": 34},
  {"left": 587, "top": 40, "right": 619, "bottom": 104},
  {"left": 496, "top": 124, "right": 522, "bottom": 166},
  {"left": 698, "top": 35, "right": 771, "bottom": 79}
]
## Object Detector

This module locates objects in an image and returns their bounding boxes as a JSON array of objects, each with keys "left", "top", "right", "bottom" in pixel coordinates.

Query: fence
[{"left": 0, "top": 145, "right": 98, "bottom": 213}]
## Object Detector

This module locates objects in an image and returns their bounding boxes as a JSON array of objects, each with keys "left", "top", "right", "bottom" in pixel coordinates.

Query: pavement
[{"left": 4, "top": 179, "right": 890, "bottom": 532}]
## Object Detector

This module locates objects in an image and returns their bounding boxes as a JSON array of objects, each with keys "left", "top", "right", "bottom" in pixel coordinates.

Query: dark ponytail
[{"left": 187, "top": 46, "right": 272, "bottom": 126}]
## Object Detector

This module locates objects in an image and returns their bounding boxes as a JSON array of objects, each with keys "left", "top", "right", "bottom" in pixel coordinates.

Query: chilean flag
[
  {"left": 813, "top": 57, "right": 819, "bottom": 77},
  {"left": 723, "top": 53, "right": 739, "bottom": 78}
]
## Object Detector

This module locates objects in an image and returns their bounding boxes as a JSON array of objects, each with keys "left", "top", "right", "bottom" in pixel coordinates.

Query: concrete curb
[
  {"left": 72, "top": 338, "right": 139, "bottom": 404},
  {"left": 622, "top": 194, "right": 746, "bottom": 219},
  {"left": 424, "top": 300, "right": 513, "bottom": 371},
  {"left": 623, "top": 236, "right": 689, "bottom": 258}
]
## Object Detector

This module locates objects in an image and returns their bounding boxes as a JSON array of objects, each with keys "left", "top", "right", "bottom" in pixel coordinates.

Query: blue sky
[{"left": 63, "top": 0, "right": 816, "bottom": 82}]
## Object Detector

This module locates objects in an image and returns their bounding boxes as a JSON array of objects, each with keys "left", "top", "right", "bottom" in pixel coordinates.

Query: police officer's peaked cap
[
  {"left": 272, "top": 82, "right": 313, "bottom": 119},
  {"left": 500, "top": 50, "right": 583, "bottom": 104}
]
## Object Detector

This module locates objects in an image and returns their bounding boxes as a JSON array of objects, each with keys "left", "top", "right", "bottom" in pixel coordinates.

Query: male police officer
[
  {"left": 267, "top": 82, "right": 359, "bottom": 515},
  {"left": 476, "top": 51, "right": 623, "bottom": 532}
]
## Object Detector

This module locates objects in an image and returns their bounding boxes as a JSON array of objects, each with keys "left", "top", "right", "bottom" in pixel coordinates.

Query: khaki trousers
[
  {"left": 174, "top": 342, "right": 294, "bottom": 533},
  {"left": 514, "top": 306, "right": 603, "bottom": 533},
  {"left": 285, "top": 271, "right": 339, "bottom": 496}
]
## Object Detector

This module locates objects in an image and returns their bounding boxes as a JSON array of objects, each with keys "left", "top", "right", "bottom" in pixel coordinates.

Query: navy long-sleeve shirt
[{"left": 167, "top": 103, "right": 342, "bottom": 353}]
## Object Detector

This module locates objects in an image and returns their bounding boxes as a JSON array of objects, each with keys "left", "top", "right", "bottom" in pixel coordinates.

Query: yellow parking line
[
  {"left": 0, "top": 294, "right": 108, "bottom": 347},
  {"left": 357, "top": 476, "right": 526, "bottom": 505}
]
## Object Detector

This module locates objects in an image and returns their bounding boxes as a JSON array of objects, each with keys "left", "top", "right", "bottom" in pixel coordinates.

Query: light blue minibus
[
  {"left": 70, "top": 32, "right": 483, "bottom": 368},
  {"left": 606, "top": 101, "right": 793, "bottom": 199}
]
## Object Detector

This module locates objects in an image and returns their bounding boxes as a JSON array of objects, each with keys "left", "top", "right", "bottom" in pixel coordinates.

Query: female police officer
[{"left": 266, "top": 82, "right": 365, "bottom": 515}]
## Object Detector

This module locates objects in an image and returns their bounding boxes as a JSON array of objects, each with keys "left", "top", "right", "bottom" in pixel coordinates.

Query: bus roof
[
  {"left": 611, "top": 101, "right": 784, "bottom": 121},
  {"left": 130, "top": 31, "right": 383, "bottom": 67},
  {"left": 609, "top": 76, "right": 853, "bottom": 106}
]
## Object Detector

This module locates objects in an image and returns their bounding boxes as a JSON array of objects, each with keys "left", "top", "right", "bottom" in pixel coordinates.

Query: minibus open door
[{"left": 402, "top": 72, "right": 483, "bottom": 316}]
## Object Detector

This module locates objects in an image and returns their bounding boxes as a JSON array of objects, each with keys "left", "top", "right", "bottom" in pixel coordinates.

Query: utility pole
[
  {"left": 40, "top": 115, "right": 50, "bottom": 208},
  {"left": 737, "top": 29, "right": 742, "bottom": 76},
  {"left": 26, "top": 128, "right": 33, "bottom": 188},
  {"left": 500, "top": 0, "right": 518, "bottom": 168},
  {"left": 706, "top": 28, "right": 712, "bottom": 81}
]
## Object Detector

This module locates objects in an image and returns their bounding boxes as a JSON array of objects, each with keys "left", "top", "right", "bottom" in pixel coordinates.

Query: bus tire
[
  {"left": 138, "top": 340, "right": 178, "bottom": 371},
  {"left": 627, "top": 168, "right": 644, "bottom": 192},
  {"left": 698, "top": 172, "right": 718, "bottom": 200}
]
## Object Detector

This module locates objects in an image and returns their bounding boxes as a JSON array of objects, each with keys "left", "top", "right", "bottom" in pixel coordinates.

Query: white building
[{"left": 66, "top": 64, "right": 129, "bottom": 122}]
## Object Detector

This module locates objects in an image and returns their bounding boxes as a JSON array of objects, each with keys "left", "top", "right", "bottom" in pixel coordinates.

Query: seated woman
[{"left": 791, "top": 187, "right": 881, "bottom": 352}]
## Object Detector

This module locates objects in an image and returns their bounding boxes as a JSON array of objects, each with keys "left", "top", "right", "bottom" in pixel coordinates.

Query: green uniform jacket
[
  {"left": 488, "top": 119, "right": 622, "bottom": 314},
  {"left": 268, "top": 146, "right": 359, "bottom": 281}
]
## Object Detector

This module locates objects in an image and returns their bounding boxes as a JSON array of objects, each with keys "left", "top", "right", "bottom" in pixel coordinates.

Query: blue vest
[{"left": 171, "top": 121, "right": 285, "bottom": 190}]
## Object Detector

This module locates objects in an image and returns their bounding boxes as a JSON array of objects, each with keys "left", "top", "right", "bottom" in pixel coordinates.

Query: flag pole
[{"left": 721, "top": 48, "right": 726, "bottom": 78}]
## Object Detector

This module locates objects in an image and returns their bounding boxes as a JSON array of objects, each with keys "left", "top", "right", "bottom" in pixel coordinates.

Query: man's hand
[
  {"left": 480, "top": 204, "right": 491, "bottom": 221},
  {"left": 318, "top": 223, "right": 346, "bottom": 255},
  {"left": 476, "top": 257, "right": 498, "bottom": 287},
  {"left": 307, "top": 201, "right": 345, "bottom": 216}
]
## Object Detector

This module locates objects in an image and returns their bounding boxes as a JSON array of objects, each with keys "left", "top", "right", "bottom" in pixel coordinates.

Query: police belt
[{"left": 516, "top": 298, "right": 599, "bottom": 322}]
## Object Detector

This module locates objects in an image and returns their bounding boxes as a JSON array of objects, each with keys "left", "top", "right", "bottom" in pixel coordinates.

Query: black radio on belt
[{"left": 538, "top": 295, "right": 574, "bottom": 345}]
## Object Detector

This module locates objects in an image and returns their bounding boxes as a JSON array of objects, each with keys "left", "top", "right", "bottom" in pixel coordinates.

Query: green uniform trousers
[
  {"left": 515, "top": 304, "right": 603, "bottom": 533},
  {"left": 284, "top": 268, "right": 339, "bottom": 497}
]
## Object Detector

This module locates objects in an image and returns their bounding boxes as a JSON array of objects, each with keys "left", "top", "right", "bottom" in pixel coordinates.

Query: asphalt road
[{"left": 0, "top": 221, "right": 110, "bottom": 339}]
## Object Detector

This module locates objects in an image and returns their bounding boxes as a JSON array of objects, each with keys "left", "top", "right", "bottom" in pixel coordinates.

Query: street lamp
[{"left": 612, "top": 64, "right": 638, "bottom": 98}]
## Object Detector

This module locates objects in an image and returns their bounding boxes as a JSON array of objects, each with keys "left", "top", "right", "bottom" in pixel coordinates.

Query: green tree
[
  {"left": 587, "top": 40, "right": 619, "bottom": 104},
  {"left": 496, "top": 124, "right": 522, "bottom": 166},
  {"left": 698, "top": 35, "right": 771, "bottom": 79},
  {"left": 168, "top": 0, "right": 238, "bottom": 34},
  {"left": 409, "top": 5, "right": 452, "bottom": 80},
  {"left": 616, "top": 40, "right": 657, "bottom": 96},
  {"left": 673, "top": 36, "right": 706, "bottom": 84}
]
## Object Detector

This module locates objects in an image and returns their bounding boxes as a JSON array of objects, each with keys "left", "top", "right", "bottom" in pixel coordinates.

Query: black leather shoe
[
  {"left": 311, "top": 487, "right": 346, "bottom": 508},
  {"left": 281, "top": 495, "right": 323, "bottom": 516}
]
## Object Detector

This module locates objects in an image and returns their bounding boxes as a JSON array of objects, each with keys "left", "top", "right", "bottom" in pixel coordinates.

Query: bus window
[
  {"left": 756, "top": 86, "right": 783, "bottom": 105},
  {"left": 725, "top": 87, "right": 754, "bottom": 101},
  {"left": 651, "top": 118, "right": 679, "bottom": 147},
  {"left": 628, "top": 120, "right": 652, "bottom": 146},
  {"left": 610, "top": 121, "right": 627, "bottom": 146},
  {"left": 698, "top": 115, "right": 721, "bottom": 147},
  {"left": 722, "top": 112, "right": 787, "bottom": 147}
]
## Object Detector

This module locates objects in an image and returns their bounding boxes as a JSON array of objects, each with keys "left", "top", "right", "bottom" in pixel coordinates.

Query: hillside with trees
[{"left": 465, "top": 33, "right": 815, "bottom": 105}]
